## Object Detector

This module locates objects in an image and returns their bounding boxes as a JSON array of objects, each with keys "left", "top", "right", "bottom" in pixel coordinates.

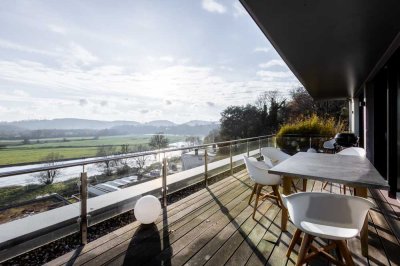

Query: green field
[{"left": 0, "top": 134, "right": 185, "bottom": 166}]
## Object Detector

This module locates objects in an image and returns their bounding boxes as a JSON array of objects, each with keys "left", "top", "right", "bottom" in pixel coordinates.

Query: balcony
[
  {"left": 47, "top": 169, "right": 400, "bottom": 265},
  {"left": 0, "top": 135, "right": 398, "bottom": 265}
]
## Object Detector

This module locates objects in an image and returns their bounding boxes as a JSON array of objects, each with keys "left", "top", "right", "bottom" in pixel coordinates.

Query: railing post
[
  {"left": 230, "top": 143, "right": 233, "bottom": 175},
  {"left": 246, "top": 140, "right": 249, "bottom": 157},
  {"left": 258, "top": 137, "right": 261, "bottom": 157},
  {"left": 204, "top": 149, "right": 208, "bottom": 186},
  {"left": 162, "top": 157, "right": 168, "bottom": 208},
  {"left": 80, "top": 170, "right": 88, "bottom": 245}
]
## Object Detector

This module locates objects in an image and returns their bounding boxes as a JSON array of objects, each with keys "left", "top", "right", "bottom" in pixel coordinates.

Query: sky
[{"left": 0, "top": 0, "right": 300, "bottom": 123}]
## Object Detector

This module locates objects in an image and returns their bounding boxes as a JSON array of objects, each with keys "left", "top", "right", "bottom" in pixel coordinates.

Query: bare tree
[
  {"left": 116, "top": 144, "right": 130, "bottom": 175},
  {"left": 96, "top": 146, "right": 116, "bottom": 176},
  {"left": 36, "top": 152, "right": 63, "bottom": 185},
  {"left": 255, "top": 90, "right": 285, "bottom": 110},
  {"left": 132, "top": 144, "right": 150, "bottom": 178},
  {"left": 185, "top": 136, "right": 201, "bottom": 146},
  {"left": 149, "top": 133, "right": 169, "bottom": 150}
]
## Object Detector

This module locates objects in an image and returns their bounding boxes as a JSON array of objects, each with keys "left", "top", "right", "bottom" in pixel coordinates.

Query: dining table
[{"left": 268, "top": 151, "right": 389, "bottom": 257}]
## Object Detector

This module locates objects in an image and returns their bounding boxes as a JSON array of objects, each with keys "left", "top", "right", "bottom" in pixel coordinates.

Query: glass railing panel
[
  {"left": 165, "top": 147, "right": 206, "bottom": 195},
  {"left": 204, "top": 143, "right": 230, "bottom": 178},
  {"left": 276, "top": 135, "right": 333, "bottom": 155},
  {"left": 248, "top": 139, "right": 261, "bottom": 158},
  {"left": 0, "top": 164, "right": 81, "bottom": 261},
  {"left": 85, "top": 150, "right": 161, "bottom": 227}
]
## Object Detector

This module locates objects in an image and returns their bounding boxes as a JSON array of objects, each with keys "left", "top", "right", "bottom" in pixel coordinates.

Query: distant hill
[
  {"left": 182, "top": 120, "right": 217, "bottom": 126},
  {"left": 144, "top": 120, "right": 176, "bottom": 127},
  {"left": 0, "top": 118, "right": 219, "bottom": 139},
  {"left": 2, "top": 118, "right": 140, "bottom": 130}
]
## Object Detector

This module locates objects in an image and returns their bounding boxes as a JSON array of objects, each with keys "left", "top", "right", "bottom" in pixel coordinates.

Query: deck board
[{"left": 47, "top": 170, "right": 400, "bottom": 266}]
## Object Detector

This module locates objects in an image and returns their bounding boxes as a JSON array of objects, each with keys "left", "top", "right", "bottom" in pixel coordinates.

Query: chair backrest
[
  {"left": 338, "top": 147, "right": 366, "bottom": 157},
  {"left": 282, "top": 192, "right": 375, "bottom": 231},
  {"left": 260, "top": 147, "right": 290, "bottom": 165},
  {"left": 243, "top": 156, "right": 281, "bottom": 185}
]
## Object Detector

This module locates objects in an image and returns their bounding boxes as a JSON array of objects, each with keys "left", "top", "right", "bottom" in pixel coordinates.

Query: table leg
[
  {"left": 354, "top": 187, "right": 368, "bottom": 257},
  {"left": 281, "top": 175, "right": 292, "bottom": 231},
  {"left": 302, "top": 179, "right": 307, "bottom": 191}
]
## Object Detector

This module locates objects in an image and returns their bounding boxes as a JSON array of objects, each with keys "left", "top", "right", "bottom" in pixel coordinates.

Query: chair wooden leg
[
  {"left": 296, "top": 233, "right": 313, "bottom": 266},
  {"left": 336, "top": 240, "right": 355, "bottom": 266},
  {"left": 336, "top": 246, "right": 343, "bottom": 264},
  {"left": 272, "top": 185, "right": 282, "bottom": 208},
  {"left": 287, "top": 228, "right": 302, "bottom": 257},
  {"left": 302, "top": 179, "right": 307, "bottom": 191},
  {"left": 252, "top": 184, "right": 262, "bottom": 219},
  {"left": 323, "top": 181, "right": 329, "bottom": 189},
  {"left": 343, "top": 185, "right": 347, "bottom": 194},
  {"left": 248, "top": 184, "right": 257, "bottom": 204},
  {"left": 291, "top": 180, "right": 298, "bottom": 193}
]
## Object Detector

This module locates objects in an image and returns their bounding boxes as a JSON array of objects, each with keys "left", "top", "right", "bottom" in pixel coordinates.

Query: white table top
[{"left": 268, "top": 152, "right": 389, "bottom": 189}]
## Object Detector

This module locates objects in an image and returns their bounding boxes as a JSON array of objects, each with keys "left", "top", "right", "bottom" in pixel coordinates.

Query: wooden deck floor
[{"left": 48, "top": 170, "right": 400, "bottom": 266}]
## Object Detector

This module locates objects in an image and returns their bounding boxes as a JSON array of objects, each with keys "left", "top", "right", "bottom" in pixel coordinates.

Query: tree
[
  {"left": 36, "top": 152, "right": 63, "bottom": 185},
  {"left": 120, "top": 144, "right": 129, "bottom": 154},
  {"left": 204, "top": 129, "right": 223, "bottom": 144},
  {"left": 149, "top": 133, "right": 169, "bottom": 150},
  {"left": 220, "top": 104, "right": 263, "bottom": 139},
  {"left": 96, "top": 146, "right": 116, "bottom": 176},
  {"left": 286, "top": 87, "right": 348, "bottom": 123},
  {"left": 185, "top": 136, "right": 201, "bottom": 146},
  {"left": 132, "top": 144, "right": 150, "bottom": 178},
  {"left": 115, "top": 144, "right": 131, "bottom": 175}
]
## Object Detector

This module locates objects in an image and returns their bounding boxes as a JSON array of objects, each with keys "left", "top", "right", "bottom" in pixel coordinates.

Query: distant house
[{"left": 181, "top": 149, "right": 215, "bottom": 171}]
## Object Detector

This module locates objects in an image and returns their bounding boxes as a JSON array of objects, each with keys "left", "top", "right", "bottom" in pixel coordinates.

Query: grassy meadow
[{"left": 0, "top": 134, "right": 185, "bottom": 166}]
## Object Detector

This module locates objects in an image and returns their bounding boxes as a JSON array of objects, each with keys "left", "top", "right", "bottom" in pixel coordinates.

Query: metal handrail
[{"left": 0, "top": 135, "right": 274, "bottom": 178}]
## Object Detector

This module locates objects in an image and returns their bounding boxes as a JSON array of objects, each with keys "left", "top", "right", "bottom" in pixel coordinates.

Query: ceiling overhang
[{"left": 240, "top": 0, "right": 400, "bottom": 100}]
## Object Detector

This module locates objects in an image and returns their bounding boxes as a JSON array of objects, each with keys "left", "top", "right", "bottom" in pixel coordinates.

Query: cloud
[
  {"left": 219, "top": 66, "right": 234, "bottom": 71},
  {"left": 79, "top": 99, "right": 88, "bottom": 106},
  {"left": 0, "top": 39, "right": 98, "bottom": 67},
  {"left": 256, "top": 70, "right": 294, "bottom": 80},
  {"left": 202, "top": 0, "right": 226, "bottom": 14},
  {"left": 254, "top": 47, "right": 271, "bottom": 53},
  {"left": 159, "top": 56, "right": 174, "bottom": 63},
  {"left": 233, "top": 2, "right": 247, "bottom": 17},
  {"left": 0, "top": 38, "right": 57, "bottom": 56},
  {"left": 100, "top": 100, "right": 108, "bottom": 106},
  {"left": 48, "top": 24, "right": 67, "bottom": 34},
  {"left": 140, "top": 109, "right": 149, "bottom": 114},
  {"left": 63, "top": 42, "right": 99, "bottom": 66},
  {"left": 259, "top": 59, "right": 286, "bottom": 68},
  {"left": 165, "top": 99, "right": 172, "bottom": 105},
  {"left": 0, "top": 59, "right": 300, "bottom": 122},
  {"left": 12, "top": 89, "right": 29, "bottom": 97}
]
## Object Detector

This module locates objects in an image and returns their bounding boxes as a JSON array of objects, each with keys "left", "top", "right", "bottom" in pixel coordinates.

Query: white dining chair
[
  {"left": 261, "top": 147, "right": 302, "bottom": 192},
  {"left": 243, "top": 156, "right": 282, "bottom": 219},
  {"left": 283, "top": 192, "right": 375, "bottom": 266},
  {"left": 323, "top": 138, "right": 336, "bottom": 153},
  {"left": 338, "top": 147, "right": 366, "bottom": 157},
  {"left": 261, "top": 147, "right": 290, "bottom": 165}
]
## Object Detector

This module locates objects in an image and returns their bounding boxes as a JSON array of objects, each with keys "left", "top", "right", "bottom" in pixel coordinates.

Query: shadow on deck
[{"left": 47, "top": 170, "right": 400, "bottom": 266}]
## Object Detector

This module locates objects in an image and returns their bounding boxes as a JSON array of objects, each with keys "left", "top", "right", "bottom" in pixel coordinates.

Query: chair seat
[{"left": 300, "top": 221, "right": 359, "bottom": 240}]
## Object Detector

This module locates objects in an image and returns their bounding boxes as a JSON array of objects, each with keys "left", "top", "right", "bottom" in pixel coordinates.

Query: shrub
[{"left": 276, "top": 115, "right": 346, "bottom": 153}]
